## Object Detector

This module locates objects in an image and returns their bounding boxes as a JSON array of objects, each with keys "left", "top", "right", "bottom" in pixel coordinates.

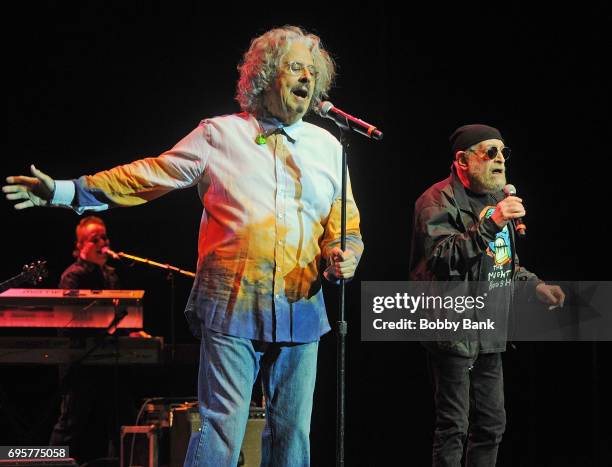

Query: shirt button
[
  {"left": 275, "top": 294, "right": 280, "bottom": 299},
  {"left": 278, "top": 240, "right": 283, "bottom": 245},
  {"left": 278, "top": 214, "right": 283, "bottom": 219},
  {"left": 277, "top": 267, "right": 281, "bottom": 272}
]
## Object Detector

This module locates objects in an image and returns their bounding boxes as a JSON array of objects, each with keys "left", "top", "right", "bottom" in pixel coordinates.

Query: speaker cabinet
[
  {"left": 123, "top": 400, "right": 266, "bottom": 467},
  {"left": 170, "top": 405, "right": 265, "bottom": 467}
]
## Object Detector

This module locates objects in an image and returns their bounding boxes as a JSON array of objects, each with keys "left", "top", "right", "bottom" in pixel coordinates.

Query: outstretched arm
[{"left": 3, "top": 124, "right": 209, "bottom": 213}]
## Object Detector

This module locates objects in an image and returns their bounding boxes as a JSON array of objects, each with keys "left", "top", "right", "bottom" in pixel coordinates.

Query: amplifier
[
  {"left": 130, "top": 400, "right": 265, "bottom": 467},
  {"left": 169, "top": 403, "right": 265, "bottom": 467}
]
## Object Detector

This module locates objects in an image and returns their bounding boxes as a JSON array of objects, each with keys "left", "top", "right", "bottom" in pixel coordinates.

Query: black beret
[{"left": 449, "top": 124, "right": 503, "bottom": 155}]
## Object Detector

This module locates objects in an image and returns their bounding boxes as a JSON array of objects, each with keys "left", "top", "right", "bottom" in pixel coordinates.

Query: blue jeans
[
  {"left": 183, "top": 326, "right": 319, "bottom": 467},
  {"left": 428, "top": 351, "right": 506, "bottom": 467}
]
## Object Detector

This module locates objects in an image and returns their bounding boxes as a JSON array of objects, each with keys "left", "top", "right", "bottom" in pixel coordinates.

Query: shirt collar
[{"left": 258, "top": 116, "right": 304, "bottom": 143}]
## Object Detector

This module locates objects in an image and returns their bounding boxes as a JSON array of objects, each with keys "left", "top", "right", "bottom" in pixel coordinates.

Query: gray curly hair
[{"left": 236, "top": 25, "right": 336, "bottom": 117}]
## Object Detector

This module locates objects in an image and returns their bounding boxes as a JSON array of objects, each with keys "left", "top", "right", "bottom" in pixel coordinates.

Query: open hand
[{"left": 3, "top": 165, "right": 55, "bottom": 209}]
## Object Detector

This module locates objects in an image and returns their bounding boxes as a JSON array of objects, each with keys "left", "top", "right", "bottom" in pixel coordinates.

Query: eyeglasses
[
  {"left": 467, "top": 146, "right": 512, "bottom": 161},
  {"left": 285, "top": 61, "right": 318, "bottom": 78}
]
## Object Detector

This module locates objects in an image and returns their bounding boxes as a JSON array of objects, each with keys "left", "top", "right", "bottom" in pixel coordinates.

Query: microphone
[
  {"left": 317, "top": 101, "right": 383, "bottom": 141},
  {"left": 102, "top": 247, "right": 121, "bottom": 260},
  {"left": 502, "top": 184, "right": 526, "bottom": 237}
]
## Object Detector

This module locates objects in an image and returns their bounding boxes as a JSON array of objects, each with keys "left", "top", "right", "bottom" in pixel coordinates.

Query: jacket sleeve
[
  {"left": 411, "top": 193, "right": 501, "bottom": 280},
  {"left": 513, "top": 252, "right": 542, "bottom": 298}
]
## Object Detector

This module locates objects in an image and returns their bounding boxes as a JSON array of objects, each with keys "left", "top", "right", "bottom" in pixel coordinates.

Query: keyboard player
[
  {"left": 59, "top": 215, "right": 118, "bottom": 290},
  {"left": 49, "top": 215, "right": 130, "bottom": 464}
]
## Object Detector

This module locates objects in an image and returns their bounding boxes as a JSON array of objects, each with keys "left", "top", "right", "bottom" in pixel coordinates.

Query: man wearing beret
[{"left": 409, "top": 124, "right": 564, "bottom": 466}]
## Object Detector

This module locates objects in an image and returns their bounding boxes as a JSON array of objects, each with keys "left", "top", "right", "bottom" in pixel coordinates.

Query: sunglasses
[{"left": 467, "top": 146, "right": 512, "bottom": 161}]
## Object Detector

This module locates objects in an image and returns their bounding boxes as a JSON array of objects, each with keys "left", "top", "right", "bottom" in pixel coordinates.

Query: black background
[{"left": 1, "top": 2, "right": 610, "bottom": 466}]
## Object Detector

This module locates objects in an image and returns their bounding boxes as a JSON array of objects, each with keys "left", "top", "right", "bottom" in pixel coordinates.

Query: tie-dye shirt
[{"left": 51, "top": 112, "right": 364, "bottom": 343}]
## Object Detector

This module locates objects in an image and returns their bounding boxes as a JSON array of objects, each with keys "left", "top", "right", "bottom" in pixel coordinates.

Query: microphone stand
[
  {"left": 336, "top": 128, "right": 349, "bottom": 467},
  {"left": 112, "top": 251, "right": 195, "bottom": 362},
  {"left": 324, "top": 108, "right": 381, "bottom": 466}
]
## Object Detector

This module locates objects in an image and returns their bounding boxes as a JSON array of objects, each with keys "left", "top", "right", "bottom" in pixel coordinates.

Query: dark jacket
[{"left": 409, "top": 166, "right": 541, "bottom": 357}]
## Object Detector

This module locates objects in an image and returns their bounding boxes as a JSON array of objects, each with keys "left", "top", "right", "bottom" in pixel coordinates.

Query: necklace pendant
[{"left": 255, "top": 134, "right": 267, "bottom": 145}]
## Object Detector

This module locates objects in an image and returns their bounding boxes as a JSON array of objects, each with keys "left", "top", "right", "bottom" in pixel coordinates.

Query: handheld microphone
[
  {"left": 502, "top": 184, "right": 526, "bottom": 237},
  {"left": 317, "top": 101, "right": 383, "bottom": 140},
  {"left": 102, "top": 247, "right": 121, "bottom": 260}
]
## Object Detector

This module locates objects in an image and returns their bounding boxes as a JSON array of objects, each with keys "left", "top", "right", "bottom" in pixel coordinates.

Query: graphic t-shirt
[{"left": 466, "top": 190, "right": 513, "bottom": 351}]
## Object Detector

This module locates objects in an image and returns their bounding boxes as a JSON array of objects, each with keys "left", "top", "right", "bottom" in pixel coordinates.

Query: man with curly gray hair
[
  {"left": 236, "top": 25, "right": 336, "bottom": 122},
  {"left": 4, "top": 25, "right": 363, "bottom": 466}
]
